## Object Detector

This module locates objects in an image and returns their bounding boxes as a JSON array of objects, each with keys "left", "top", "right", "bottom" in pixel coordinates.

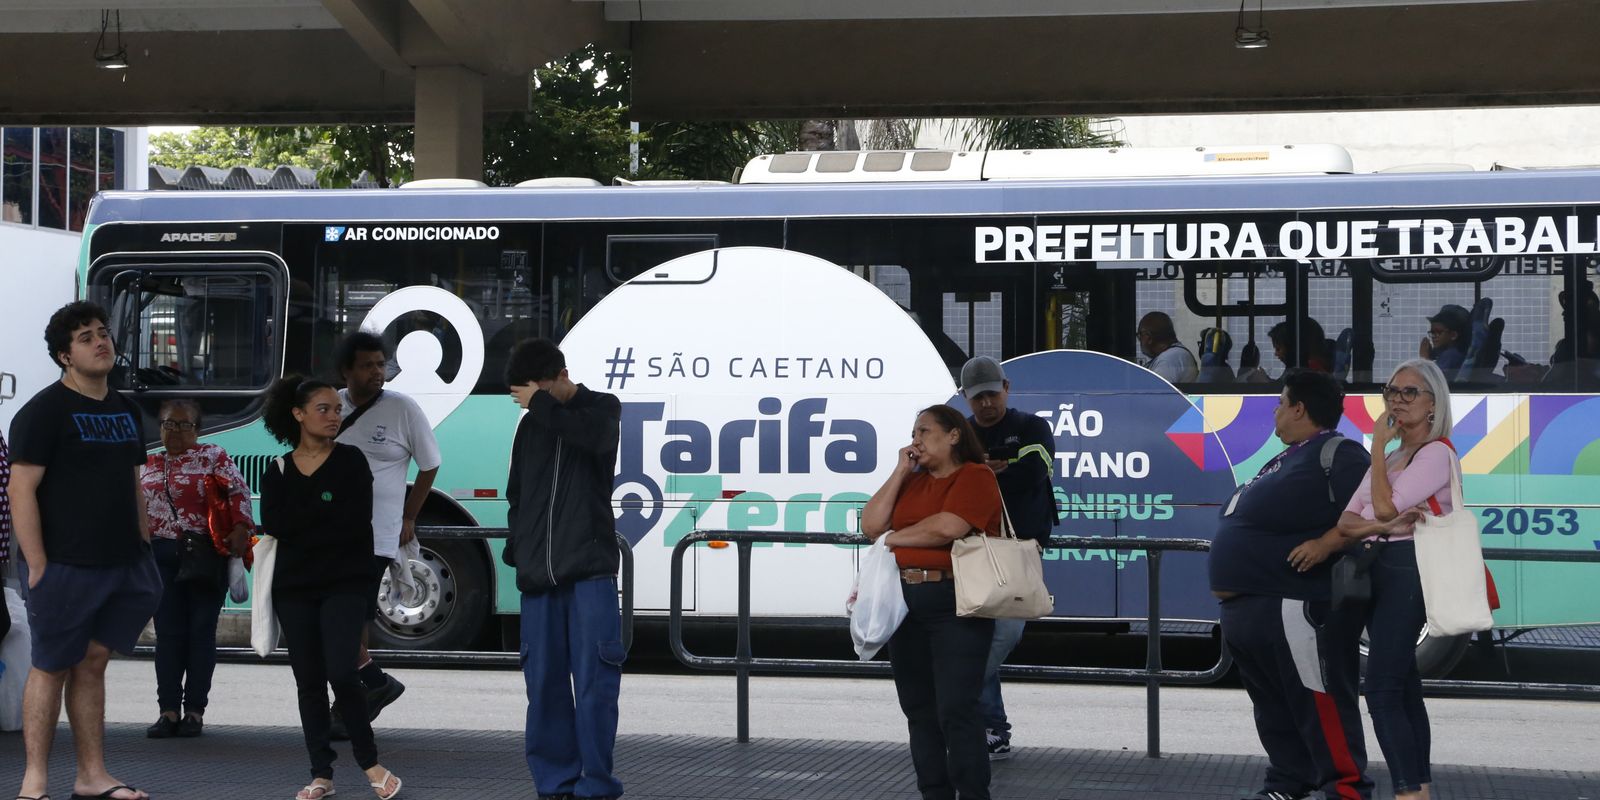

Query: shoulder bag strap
[
  {"left": 1318, "top": 433, "right": 1345, "bottom": 502},
  {"left": 337, "top": 390, "right": 384, "bottom": 436}
]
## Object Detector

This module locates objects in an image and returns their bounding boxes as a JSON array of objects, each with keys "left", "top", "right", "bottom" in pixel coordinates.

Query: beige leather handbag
[{"left": 950, "top": 501, "right": 1054, "bottom": 619}]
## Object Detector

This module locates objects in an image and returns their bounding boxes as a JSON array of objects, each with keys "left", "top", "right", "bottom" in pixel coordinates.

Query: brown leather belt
[{"left": 900, "top": 568, "right": 946, "bottom": 584}]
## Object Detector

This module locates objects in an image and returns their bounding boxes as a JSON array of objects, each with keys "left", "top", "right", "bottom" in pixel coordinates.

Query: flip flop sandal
[
  {"left": 69, "top": 788, "right": 144, "bottom": 800},
  {"left": 296, "top": 783, "right": 336, "bottom": 800},
  {"left": 367, "top": 769, "right": 401, "bottom": 800},
  {"left": 16, "top": 795, "right": 52, "bottom": 800}
]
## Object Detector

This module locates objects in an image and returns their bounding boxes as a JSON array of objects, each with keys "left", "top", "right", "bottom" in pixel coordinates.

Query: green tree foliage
[
  {"left": 952, "top": 117, "right": 1124, "bottom": 151},
  {"left": 148, "top": 127, "right": 332, "bottom": 173},
  {"left": 147, "top": 45, "right": 1122, "bottom": 186}
]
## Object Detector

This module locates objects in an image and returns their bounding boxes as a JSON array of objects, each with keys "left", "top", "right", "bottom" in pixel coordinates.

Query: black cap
[{"left": 1427, "top": 304, "right": 1470, "bottom": 335}]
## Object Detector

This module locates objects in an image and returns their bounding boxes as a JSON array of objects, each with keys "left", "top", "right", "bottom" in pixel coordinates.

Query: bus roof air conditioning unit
[
  {"left": 737, "top": 150, "right": 982, "bottom": 184},
  {"left": 399, "top": 178, "right": 489, "bottom": 189},
  {"left": 516, "top": 177, "right": 604, "bottom": 188},
  {"left": 982, "top": 144, "right": 1354, "bottom": 180}
]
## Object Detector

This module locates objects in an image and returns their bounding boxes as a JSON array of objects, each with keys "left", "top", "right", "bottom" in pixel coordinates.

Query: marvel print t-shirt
[{"left": 8, "top": 381, "right": 149, "bottom": 566}]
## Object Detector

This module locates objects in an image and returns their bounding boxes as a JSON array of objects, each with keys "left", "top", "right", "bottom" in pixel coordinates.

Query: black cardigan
[{"left": 259, "top": 443, "right": 376, "bottom": 597}]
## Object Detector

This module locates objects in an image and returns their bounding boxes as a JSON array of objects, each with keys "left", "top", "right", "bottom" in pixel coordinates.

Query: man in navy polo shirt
[
  {"left": 1209, "top": 370, "right": 1374, "bottom": 800},
  {"left": 959, "top": 355, "right": 1056, "bottom": 761}
]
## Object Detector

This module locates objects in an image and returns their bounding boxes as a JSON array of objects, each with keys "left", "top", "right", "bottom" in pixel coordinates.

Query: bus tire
[
  {"left": 1359, "top": 624, "right": 1470, "bottom": 679},
  {"left": 369, "top": 538, "right": 490, "bottom": 651}
]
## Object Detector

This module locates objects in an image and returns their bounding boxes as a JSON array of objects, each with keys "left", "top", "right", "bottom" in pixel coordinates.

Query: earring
[{"left": 1427, "top": 411, "right": 1436, "bottom": 424}]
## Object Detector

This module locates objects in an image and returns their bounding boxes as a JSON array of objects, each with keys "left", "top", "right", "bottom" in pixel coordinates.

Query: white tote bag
[
  {"left": 227, "top": 556, "right": 250, "bottom": 604},
  {"left": 250, "top": 534, "right": 280, "bottom": 657},
  {"left": 950, "top": 503, "right": 1054, "bottom": 620},
  {"left": 1413, "top": 452, "right": 1494, "bottom": 636},
  {"left": 847, "top": 536, "right": 908, "bottom": 660},
  {"left": 1, "top": 586, "right": 31, "bottom": 731}
]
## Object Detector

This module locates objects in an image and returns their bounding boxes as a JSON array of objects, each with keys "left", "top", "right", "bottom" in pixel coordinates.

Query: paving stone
[{"left": 1, "top": 724, "right": 1595, "bottom": 799}]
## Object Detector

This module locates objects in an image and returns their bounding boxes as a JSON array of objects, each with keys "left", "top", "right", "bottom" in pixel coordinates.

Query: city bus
[{"left": 78, "top": 144, "right": 1600, "bottom": 675}]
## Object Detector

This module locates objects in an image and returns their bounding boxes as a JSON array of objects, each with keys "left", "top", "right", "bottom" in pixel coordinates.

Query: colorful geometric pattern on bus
[
  {"left": 1196, "top": 393, "right": 1600, "bottom": 478},
  {"left": 1162, "top": 404, "right": 1232, "bottom": 472}
]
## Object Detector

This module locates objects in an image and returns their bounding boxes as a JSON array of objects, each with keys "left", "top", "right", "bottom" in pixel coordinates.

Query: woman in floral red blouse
[{"left": 139, "top": 399, "right": 254, "bottom": 739}]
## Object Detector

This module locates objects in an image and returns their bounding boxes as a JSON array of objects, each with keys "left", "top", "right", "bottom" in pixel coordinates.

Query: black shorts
[{"left": 364, "top": 555, "right": 390, "bottom": 622}]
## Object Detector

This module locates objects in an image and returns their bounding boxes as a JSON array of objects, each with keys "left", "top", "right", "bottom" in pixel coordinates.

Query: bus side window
[{"left": 1367, "top": 254, "right": 1573, "bottom": 390}]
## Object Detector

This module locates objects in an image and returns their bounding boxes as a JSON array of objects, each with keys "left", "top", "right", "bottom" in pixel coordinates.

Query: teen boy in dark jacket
[{"left": 503, "top": 338, "right": 625, "bottom": 800}]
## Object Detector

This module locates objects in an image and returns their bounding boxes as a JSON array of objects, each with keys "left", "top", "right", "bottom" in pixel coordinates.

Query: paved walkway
[{"left": 2, "top": 724, "right": 1596, "bottom": 800}]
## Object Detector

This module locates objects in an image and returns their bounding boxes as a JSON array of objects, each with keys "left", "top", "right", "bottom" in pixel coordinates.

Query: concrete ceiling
[{"left": 0, "top": 0, "right": 1594, "bottom": 125}]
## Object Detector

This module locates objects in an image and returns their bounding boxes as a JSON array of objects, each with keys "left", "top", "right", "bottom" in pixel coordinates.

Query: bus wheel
[
  {"left": 1359, "top": 623, "right": 1471, "bottom": 679},
  {"left": 370, "top": 539, "right": 490, "bottom": 651}
]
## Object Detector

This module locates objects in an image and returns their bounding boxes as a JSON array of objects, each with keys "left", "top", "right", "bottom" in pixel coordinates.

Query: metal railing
[
  {"left": 136, "top": 527, "right": 633, "bottom": 665},
  {"left": 1421, "top": 546, "right": 1600, "bottom": 700},
  {"left": 413, "top": 526, "right": 634, "bottom": 657},
  {"left": 667, "top": 529, "right": 1226, "bottom": 756}
]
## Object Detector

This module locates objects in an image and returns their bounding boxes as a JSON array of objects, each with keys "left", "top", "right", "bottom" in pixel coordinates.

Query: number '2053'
[{"left": 1480, "top": 508, "right": 1580, "bottom": 535}]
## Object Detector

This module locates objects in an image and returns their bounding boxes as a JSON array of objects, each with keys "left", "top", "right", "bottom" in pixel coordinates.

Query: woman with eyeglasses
[
  {"left": 139, "top": 398, "right": 255, "bottom": 739},
  {"left": 260, "top": 376, "right": 402, "bottom": 800},
  {"left": 1327, "top": 360, "right": 1457, "bottom": 800}
]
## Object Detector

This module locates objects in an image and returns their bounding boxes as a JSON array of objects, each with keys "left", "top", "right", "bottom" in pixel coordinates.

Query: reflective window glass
[
  {"left": 99, "top": 128, "right": 125, "bottom": 192},
  {"left": 38, "top": 127, "right": 68, "bottom": 230},
  {"left": 2, "top": 128, "right": 33, "bottom": 225},
  {"left": 70, "top": 127, "right": 97, "bottom": 231}
]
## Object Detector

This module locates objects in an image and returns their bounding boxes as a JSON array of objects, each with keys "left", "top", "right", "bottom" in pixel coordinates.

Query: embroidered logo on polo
[
  {"left": 71, "top": 412, "right": 139, "bottom": 443},
  {"left": 320, "top": 491, "right": 333, "bottom": 502}
]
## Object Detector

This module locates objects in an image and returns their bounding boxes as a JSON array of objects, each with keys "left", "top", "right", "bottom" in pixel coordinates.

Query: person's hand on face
[
  {"left": 897, "top": 444, "right": 920, "bottom": 474},
  {"left": 509, "top": 382, "right": 537, "bottom": 409},
  {"left": 1372, "top": 409, "right": 1400, "bottom": 448}
]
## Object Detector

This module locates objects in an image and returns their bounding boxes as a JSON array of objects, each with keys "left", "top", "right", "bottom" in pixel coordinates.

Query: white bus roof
[{"left": 738, "top": 144, "right": 1353, "bottom": 184}]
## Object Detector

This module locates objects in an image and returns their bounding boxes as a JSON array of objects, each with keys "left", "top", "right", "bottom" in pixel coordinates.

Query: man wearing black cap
[
  {"left": 958, "top": 356, "right": 1056, "bottom": 761},
  {"left": 1420, "top": 304, "right": 1471, "bottom": 372}
]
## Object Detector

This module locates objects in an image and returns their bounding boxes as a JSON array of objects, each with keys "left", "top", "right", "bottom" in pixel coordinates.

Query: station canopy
[{"left": 1, "top": 0, "right": 1596, "bottom": 125}]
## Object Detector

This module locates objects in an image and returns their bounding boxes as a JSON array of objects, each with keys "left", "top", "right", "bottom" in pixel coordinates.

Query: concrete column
[{"left": 413, "top": 65, "right": 485, "bottom": 181}]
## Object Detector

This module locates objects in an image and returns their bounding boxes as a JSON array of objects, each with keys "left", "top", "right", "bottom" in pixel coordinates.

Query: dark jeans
[
  {"left": 1363, "top": 541, "right": 1432, "bottom": 794},
  {"left": 520, "top": 576, "right": 626, "bottom": 800},
  {"left": 1221, "top": 594, "right": 1372, "bottom": 800},
  {"left": 978, "top": 618, "right": 1025, "bottom": 737},
  {"left": 152, "top": 537, "right": 225, "bottom": 715},
  {"left": 276, "top": 591, "right": 378, "bottom": 780},
  {"left": 888, "top": 579, "right": 994, "bottom": 800}
]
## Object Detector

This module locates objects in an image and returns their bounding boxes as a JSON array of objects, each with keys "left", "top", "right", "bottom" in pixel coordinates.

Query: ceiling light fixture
[
  {"left": 1234, "top": 0, "right": 1269, "bottom": 49},
  {"left": 94, "top": 10, "right": 130, "bottom": 69}
]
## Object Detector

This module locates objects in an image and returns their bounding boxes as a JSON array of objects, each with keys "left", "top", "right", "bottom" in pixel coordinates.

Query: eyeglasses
[
  {"left": 1382, "top": 385, "right": 1434, "bottom": 403},
  {"left": 160, "top": 420, "right": 197, "bottom": 432}
]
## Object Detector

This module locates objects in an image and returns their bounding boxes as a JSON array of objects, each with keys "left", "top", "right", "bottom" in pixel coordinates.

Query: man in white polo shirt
[
  {"left": 1137, "top": 311, "right": 1199, "bottom": 384},
  {"left": 331, "top": 331, "right": 442, "bottom": 736}
]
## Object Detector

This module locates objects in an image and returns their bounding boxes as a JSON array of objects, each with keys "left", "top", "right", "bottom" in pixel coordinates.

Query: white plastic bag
[
  {"left": 2, "top": 586, "right": 31, "bottom": 731},
  {"left": 227, "top": 556, "right": 249, "bottom": 604},
  {"left": 387, "top": 537, "right": 422, "bottom": 599},
  {"left": 250, "top": 535, "right": 279, "bottom": 657},
  {"left": 1414, "top": 456, "right": 1494, "bottom": 636},
  {"left": 848, "top": 537, "right": 908, "bottom": 660}
]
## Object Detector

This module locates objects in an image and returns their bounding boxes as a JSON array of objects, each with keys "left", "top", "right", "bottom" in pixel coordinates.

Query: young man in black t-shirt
[
  {"left": 959, "top": 356, "right": 1056, "bottom": 761},
  {"left": 1208, "top": 370, "right": 1378, "bottom": 800},
  {"left": 9, "top": 302, "right": 161, "bottom": 800}
]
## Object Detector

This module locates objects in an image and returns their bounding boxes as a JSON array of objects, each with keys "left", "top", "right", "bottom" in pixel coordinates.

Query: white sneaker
[{"left": 985, "top": 728, "right": 1011, "bottom": 761}]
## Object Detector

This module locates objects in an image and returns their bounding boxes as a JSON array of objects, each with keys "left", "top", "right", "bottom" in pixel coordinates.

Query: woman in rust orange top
[{"left": 863, "top": 404, "right": 1003, "bottom": 800}]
